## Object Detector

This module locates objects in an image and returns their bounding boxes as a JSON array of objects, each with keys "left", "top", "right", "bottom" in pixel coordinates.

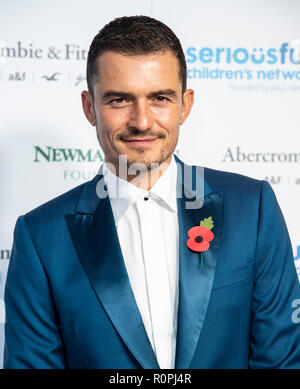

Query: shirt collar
[{"left": 102, "top": 154, "right": 178, "bottom": 225}]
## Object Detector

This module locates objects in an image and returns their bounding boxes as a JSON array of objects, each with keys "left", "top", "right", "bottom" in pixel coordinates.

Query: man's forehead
[
  {"left": 94, "top": 50, "right": 181, "bottom": 93},
  {"left": 97, "top": 49, "right": 178, "bottom": 63},
  {"left": 96, "top": 50, "right": 180, "bottom": 77}
]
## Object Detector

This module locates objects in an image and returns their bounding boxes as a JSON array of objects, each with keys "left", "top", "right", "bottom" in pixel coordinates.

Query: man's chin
[{"left": 123, "top": 154, "right": 169, "bottom": 171}]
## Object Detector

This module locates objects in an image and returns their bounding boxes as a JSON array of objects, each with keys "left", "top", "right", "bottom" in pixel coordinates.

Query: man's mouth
[{"left": 122, "top": 138, "right": 157, "bottom": 147}]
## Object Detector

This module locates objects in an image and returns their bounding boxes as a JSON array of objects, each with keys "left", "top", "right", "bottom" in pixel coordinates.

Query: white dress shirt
[{"left": 102, "top": 154, "right": 179, "bottom": 369}]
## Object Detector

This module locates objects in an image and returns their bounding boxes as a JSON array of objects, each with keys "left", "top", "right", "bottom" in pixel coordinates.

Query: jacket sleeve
[
  {"left": 4, "top": 215, "right": 66, "bottom": 368},
  {"left": 249, "top": 180, "right": 300, "bottom": 368}
]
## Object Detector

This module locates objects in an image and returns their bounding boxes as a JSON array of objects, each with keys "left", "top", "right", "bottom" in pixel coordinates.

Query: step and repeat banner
[{"left": 0, "top": 0, "right": 299, "bottom": 368}]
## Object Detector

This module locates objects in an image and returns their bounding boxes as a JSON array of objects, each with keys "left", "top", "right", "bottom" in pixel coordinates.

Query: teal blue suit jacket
[{"left": 4, "top": 155, "right": 300, "bottom": 368}]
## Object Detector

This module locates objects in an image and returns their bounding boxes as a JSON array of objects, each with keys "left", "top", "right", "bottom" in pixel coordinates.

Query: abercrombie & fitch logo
[
  {"left": 0, "top": 41, "right": 87, "bottom": 61},
  {"left": 223, "top": 147, "right": 300, "bottom": 163}
]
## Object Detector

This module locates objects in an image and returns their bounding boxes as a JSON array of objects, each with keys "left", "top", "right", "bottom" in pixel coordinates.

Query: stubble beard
[{"left": 96, "top": 120, "right": 176, "bottom": 180}]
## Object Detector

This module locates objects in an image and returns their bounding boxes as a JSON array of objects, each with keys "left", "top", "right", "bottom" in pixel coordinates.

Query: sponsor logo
[
  {"left": 186, "top": 42, "right": 300, "bottom": 66},
  {"left": 264, "top": 176, "right": 282, "bottom": 185},
  {"left": 34, "top": 147, "right": 104, "bottom": 181},
  {"left": 0, "top": 41, "right": 87, "bottom": 61},
  {"left": 1, "top": 71, "right": 86, "bottom": 86},
  {"left": 33, "top": 146, "right": 104, "bottom": 163},
  {"left": 8, "top": 72, "right": 26, "bottom": 81},
  {"left": 63, "top": 170, "right": 97, "bottom": 181},
  {"left": 186, "top": 41, "right": 300, "bottom": 82},
  {"left": 222, "top": 147, "right": 300, "bottom": 163},
  {"left": 74, "top": 75, "right": 86, "bottom": 86},
  {"left": 41, "top": 72, "right": 61, "bottom": 82}
]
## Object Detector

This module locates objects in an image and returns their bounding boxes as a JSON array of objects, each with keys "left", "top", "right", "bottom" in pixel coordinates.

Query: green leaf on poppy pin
[{"left": 200, "top": 216, "right": 214, "bottom": 230}]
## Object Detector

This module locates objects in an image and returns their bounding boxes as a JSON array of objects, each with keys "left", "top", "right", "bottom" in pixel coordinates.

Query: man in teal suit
[{"left": 4, "top": 15, "right": 300, "bottom": 369}]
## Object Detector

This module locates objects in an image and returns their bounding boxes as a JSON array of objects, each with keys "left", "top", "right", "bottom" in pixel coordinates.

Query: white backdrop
[{"left": 0, "top": 0, "right": 299, "bottom": 368}]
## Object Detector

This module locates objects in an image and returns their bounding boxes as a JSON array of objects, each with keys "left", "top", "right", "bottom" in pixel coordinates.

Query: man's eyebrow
[
  {"left": 102, "top": 89, "right": 177, "bottom": 100},
  {"left": 102, "top": 91, "right": 134, "bottom": 100},
  {"left": 147, "top": 89, "right": 177, "bottom": 98}
]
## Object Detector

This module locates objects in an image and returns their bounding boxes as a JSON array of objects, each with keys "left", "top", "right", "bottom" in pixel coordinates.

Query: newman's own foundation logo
[
  {"left": 33, "top": 146, "right": 103, "bottom": 181},
  {"left": 33, "top": 146, "right": 103, "bottom": 163}
]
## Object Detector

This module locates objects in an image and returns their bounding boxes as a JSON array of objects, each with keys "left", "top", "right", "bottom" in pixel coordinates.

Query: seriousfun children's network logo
[
  {"left": 186, "top": 42, "right": 300, "bottom": 65},
  {"left": 186, "top": 41, "right": 300, "bottom": 81}
]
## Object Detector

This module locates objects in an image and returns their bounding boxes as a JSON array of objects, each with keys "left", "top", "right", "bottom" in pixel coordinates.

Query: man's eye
[
  {"left": 111, "top": 98, "right": 126, "bottom": 104},
  {"left": 157, "top": 96, "right": 168, "bottom": 101},
  {"left": 155, "top": 96, "right": 169, "bottom": 102},
  {"left": 109, "top": 98, "right": 130, "bottom": 107}
]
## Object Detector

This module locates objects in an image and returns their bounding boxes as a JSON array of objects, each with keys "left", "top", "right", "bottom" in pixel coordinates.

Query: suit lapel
[
  {"left": 65, "top": 170, "right": 160, "bottom": 369},
  {"left": 174, "top": 157, "right": 224, "bottom": 368}
]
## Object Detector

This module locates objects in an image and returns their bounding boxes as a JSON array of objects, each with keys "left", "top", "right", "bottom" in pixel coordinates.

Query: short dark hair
[{"left": 86, "top": 15, "right": 187, "bottom": 96}]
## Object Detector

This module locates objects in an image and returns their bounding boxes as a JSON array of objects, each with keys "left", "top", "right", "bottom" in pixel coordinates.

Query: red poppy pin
[{"left": 186, "top": 217, "right": 214, "bottom": 267}]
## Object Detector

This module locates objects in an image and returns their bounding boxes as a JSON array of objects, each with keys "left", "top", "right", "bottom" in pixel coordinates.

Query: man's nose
[{"left": 128, "top": 101, "right": 154, "bottom": 131}]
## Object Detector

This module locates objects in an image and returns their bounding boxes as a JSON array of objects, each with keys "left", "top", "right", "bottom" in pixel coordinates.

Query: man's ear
[
  {"left": 180, "top": 88, "right": 194, "bottom": 125},
  {"left": 81, "top": 91, "right": 96, "bottom": 126}
]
